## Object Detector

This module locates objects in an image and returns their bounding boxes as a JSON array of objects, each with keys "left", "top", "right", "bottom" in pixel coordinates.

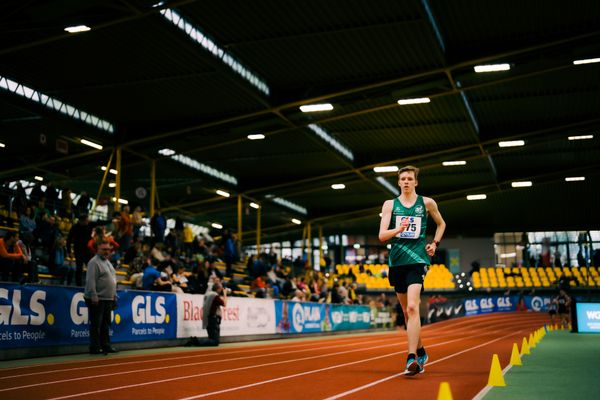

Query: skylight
[
  {"left": 268, "top": 196, "right": 307, "bottom": 215},
  {"left": 0, "top": 75, "right": 114, "bottom": 133},
  {"left": 159, "top": 8, "right": 270, "bottom": 96},
  {"left": 307, "top": 124, "right": 354, "bottom": 161},
  {"left": 375, "top": 176, "right": 399, "bottom": 196},
  {"left": 158, "top": 148, "right": 238, "bottom": 185}
]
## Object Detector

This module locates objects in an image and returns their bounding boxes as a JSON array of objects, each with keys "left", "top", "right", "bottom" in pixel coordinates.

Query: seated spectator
[
  {"left": 291, "top": 289, "right": 304, "bottom": 302},
  {"left": 88, "top": 227, "right": 120, "bottom": 255},
  {"left": 51, "top": 236, "right": 74, "bottom": 285},
  {"left": 172, "top": 265, "right": 192, "bottom": 293},
  {"left": 17, "top": 232, "right": 39, "bottom": 284},
  {"left": 1, "top": 231, "right": 26, "bottom": 282},
  {"left": 251, "top": 275, "right": 267, "bottom": 298},
  {"left": 141, "top": 260, "right": 172, "bottom": 292},
  {"left": 19, "top": 206, "right": 36, "bottom": 236},
  {"left": 127, "top": 243, "right": 150, "bottom": 289}
]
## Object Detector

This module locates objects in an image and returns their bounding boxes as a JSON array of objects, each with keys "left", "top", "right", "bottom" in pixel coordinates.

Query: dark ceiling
[{"left": 1, "top": 0, "right": 599, "bottom": 244}]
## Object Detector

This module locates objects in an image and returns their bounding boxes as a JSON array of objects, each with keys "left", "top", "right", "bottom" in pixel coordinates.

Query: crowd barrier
[{"left": 0, "top": 283, "right": 373, "bottom": 350}]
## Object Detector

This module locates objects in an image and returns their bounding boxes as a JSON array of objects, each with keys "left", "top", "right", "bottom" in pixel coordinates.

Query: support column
[
  {"left": 114, "top": 146, "right": 122, "bottom": 212},
  {"left": 237, "top": 195, "right": 243, "bottom": 242},
  {"left": 150, "top": 160, "right": 156, "bottom": 217},
  {"left": 319, "top": 225, "right": 323, "bottom": 270},
  {"left": 95, "top": 150, "right": 115, "bottom": 212},
  {"left": 256, "top": 205, "right": 261, "bottom": 255},
  {"left": 307, "top": 221, "right": 312, "bottom": 268}
]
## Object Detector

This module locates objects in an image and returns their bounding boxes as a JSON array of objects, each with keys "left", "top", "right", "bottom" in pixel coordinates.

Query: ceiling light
[
  {"left": 379, "top": 213, "right": 382, "bottom": 217},
  {"left": 111, "top": 197, "right": 128, "bottom": 205},
  {"left": 211, "top": 223, "right": 223, "bottom": 230},
  {"left": 158, "top": 148, "right": 176, "bottom": 156},
  {"left": 442, "top": 161, "right": 467, "bottom": 166},
  {"left": 573, "top": 57, "right": 600, "bottom": 65},
  {"left": 300, "top": 103, "right": 333, "bottom": 112},
  {"left": 397, "top": 98, "right": 430, "bottom": 105},
  {"left": 0, "top": 142, "right": 5, "bottom": 148},
  {"left": 80, "top": 138, "right": 103, "bottom": 150},
  {"left": 249, "top": 202, "right": 260, "bottom": 209},
  {"left": 474, "top": 63, "right": 511, "bottom": 73},
  {"left": 353, "top": 244, "right": 360, "bottom": 249},
  {"left": 269, "top": 196, "right": 307, "bottom": 215},
  {"left": 498, "top": 140, "right": 525, "bottom": 147},
  {"left": 216, "top": 189, "right": 230, "bottom": 198},
  {"left": 568, "top": 134, "right": 593, "bottom": 141},
  {"left": 373, "top": 166, "right": 398, "bottom": 173},
  {"left": 170, "top": 153, "right": 237, "bottom": 185},
  {"left": 34, "top": 176, "right": 43, "bottom": 182},
  {"left": 108, "top": 182, "right": 116, "bottom": 188},
  {"left": 291, "top": 218, "right": 302, "bottom": 225},
  {"left": 64, "top": 25, "right": 91, "bottom": 33},
  {"left": 511, "top": 181, "right": 532, "bottom": 188},
  {"left": 331, "top": 184, "right": 345, "bottom": 190},
  {"left": 247, "top": 134, "right": 265, "bottom": 140},
  {"left": 100, "top": 166, "right": 118, "bottom": 175},
  {"left": 466, "top": 194, "right": 486, "bottom": 200},
  {"left": 565, "top": 177, "right": 585, "bottom": 182}
]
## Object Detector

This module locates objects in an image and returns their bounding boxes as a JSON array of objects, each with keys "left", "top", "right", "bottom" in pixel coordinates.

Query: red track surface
[{"left": 0, "top": 312, "right": 548, "bottom": 400}]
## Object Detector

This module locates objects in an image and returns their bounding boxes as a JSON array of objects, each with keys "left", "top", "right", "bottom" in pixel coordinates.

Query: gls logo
[
  {"left": 70, "top": 292, "right": 115, "bottom": 325},
  {"left": 132, "top": 295, "right": 166, "bottom": 324},
  {"left": 480, "top": 298, "right": 495, "bottom": 309},
  {"left": 0, "top": 288, "right": 46, "bottom": 326},
  {"left": 465, "top": 300, "right": 479, "bottom": 311}
]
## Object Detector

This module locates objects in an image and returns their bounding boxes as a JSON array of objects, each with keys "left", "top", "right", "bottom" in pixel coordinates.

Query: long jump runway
[{"left": 0, "top": 312, "right": 547, "bottom": 400}]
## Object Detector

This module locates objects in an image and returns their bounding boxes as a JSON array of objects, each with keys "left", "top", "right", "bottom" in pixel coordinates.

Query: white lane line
[
  {"left": 322, "top": 328, "right": 530, "bottom": 400},
  {"left": 0, "top": 337, "right": 394, "bottom": 392},
  {"left": 176, "top": 337, "right": 470, "bottom": 400},
  {"left": 0, "top": 333, "right": 393, "bottom": 376},
  {"left": 0, "top": 335, "right": 394, "bottom": 380}
]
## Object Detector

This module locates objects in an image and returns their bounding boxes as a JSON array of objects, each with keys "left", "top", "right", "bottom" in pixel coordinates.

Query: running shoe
[
  {"left": 417, "top": 352, "right": 428, "bottom": 373},
  {"left": 405, "top": 358, "right": 422, "bottom": 376}
]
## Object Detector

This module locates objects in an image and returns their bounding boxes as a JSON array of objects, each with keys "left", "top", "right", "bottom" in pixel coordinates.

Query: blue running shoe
[
  {"left": 417, "top": 352, "right": 428, "bottom": 373},
  {"left": 405, "top": 357, "right": 422, "bottom": 376}
]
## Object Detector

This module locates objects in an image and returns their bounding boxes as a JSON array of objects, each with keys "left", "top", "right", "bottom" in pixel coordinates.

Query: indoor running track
[{"left": 0, "top": 312, "right": 548, "bottom": 400}]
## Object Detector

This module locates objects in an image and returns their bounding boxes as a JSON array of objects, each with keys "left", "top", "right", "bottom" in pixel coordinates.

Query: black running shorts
[{"left": 388, "top": 264, "right": 428, "bottom": 294}]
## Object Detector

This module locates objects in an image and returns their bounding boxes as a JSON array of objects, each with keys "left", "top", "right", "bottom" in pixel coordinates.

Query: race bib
[{"left": 396, "top": 216, "right": 421, "bottom": 239}]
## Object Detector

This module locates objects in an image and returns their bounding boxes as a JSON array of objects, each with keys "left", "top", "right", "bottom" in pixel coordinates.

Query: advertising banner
[
  {"left": 0, "top": 283, "right": 178, "bottom": 348},
  {"left": 176, "top": 294, "right": 276, "bottom": 338},
  {"left": 427, "top": 298, "right": 466, "bottom": 323},
  {"left": 275, "top": 301, "right": 324, "bottom": 334},
  {"left": 575, "top": 302, "right": 600, "bottom": 333},
  {"left": 328, "top": 304, "right": 371, "bottom": 331}
]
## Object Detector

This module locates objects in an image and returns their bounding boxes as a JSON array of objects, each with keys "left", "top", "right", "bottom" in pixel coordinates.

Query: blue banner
[
  {"left": 275, "top": 301, "right": 324, "bottom": 334},
  {"left": 0, "top": 283, "right": 177, "bottom": 348},
  {"left": 575, "top": 302, "right": 600, "bottom": 333},
  {"left": 464, "top": 295, "right": 516, "bottom": 316},
  {"left": 328, "top": 304, "right": 371, "bottom": 331}
]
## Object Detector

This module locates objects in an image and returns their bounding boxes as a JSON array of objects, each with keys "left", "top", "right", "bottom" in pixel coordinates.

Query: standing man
[
  {"left": 84, "top": 240, "right": 118, "bottom": 355},
  {"left": 200, "top": 282, "right": 228, "bottom": 346},
  {"left": 378, "top": 165, "right": 446, "bottom": 375}
]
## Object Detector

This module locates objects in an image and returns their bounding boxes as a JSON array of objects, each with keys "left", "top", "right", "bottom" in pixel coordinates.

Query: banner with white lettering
[
  {"left": 575, "top": 302, "right": 600, "bottom": 333},
  {"left": 328, "top": 304, "right": 371, "bottom": 331},
  {"left": 275, "top": 301, "right": 324, "bottom": 334},
  {"left": 176, "top": 294, "right": 276, "bottom": 338},
  {"left": 0, "top": 283, "right": 177, "bottom": 348}
]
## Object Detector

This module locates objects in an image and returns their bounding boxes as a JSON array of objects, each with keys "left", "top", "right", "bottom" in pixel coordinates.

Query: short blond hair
[{"left": 398, "top": 165, "right": 419, "bottom": 179}]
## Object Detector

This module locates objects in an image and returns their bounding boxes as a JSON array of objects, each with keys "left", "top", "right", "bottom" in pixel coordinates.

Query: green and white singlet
[{"left": 388, "top": 195, "right": 430, "bottom": 266}]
